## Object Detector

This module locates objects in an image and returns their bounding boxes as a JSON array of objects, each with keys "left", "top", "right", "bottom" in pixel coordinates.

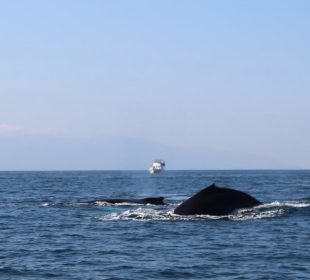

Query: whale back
[
  {"left": 142, "top": 197, "right": 165, "bottom": 205},
  {"left": 174, "top": 184, "right": 261, "bottom": 216},
  {"left": 84, "top": 197, "right": 165, "bottom": 205}
]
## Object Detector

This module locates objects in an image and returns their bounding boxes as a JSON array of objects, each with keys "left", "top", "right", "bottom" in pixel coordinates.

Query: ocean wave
[
  {"left": 93, "top": 201, "right": 142, "bottom": 206},
  {"left": 99, "top": 200, "right": 309, "bottom": 222},
  {"left": 228, "top": 208, "right": 285, "bottom": 221},
  {"left": 99, "top": 208, "right": 284, "bottom": 221},
  {"left": 257, "top": 200, "right": 310, "bottom": 208},
  {"left": 99, "top": 208, "right": 226, "bottom": 221},
  {"left": 40, "top": 202, "right": 49, "bottom": 207}
]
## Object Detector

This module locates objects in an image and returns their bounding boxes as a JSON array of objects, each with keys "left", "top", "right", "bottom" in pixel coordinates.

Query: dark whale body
[
  {"left": 85, "top": 197, "right": 166, "bottom": 205},
  {"left": 174, "top": 184, "right": 261, "bottom": 216}
]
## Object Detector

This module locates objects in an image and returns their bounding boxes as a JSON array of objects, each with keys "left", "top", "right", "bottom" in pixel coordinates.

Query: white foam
[
  {"left": 257, "top": 201, "right": 310, "bottom": 209},
  {"left": 100, "top": 208, "right": 172, "bottom": 221},
  {"left": 282, "top": 201, "right": 310, "bottom": 208},
  {"left": 99, "top": 201, "right": 302, "bottom": 221},
  {"left": 95, "top": 201, "right": 150, "bottom": 206},
  {"left": 229, "top": 208, "right": 285, "bottom": 221},
  {"left": 100, "top": 208, "right": 229, "bottom": 221},
  {"left": 94, "top": 201, "right": 113, "bottom": 206},
  {"left": 94, "top": 198, "right": 310, "bottom": 222},
  {"left": 41, "top": 203, "right": 49, "bottom": 207}
]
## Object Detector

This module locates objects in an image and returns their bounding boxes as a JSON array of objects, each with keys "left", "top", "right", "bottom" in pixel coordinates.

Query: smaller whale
[
  {"left": 174, "top": 184, "right": 261, "bottom": 216},
  {"left": 83, "top": 197, "right": 166, "bottom": 205}
]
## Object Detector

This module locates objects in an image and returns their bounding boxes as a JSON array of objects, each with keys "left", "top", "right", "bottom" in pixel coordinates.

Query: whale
[
  {"left": 174, "top": 184, "right": 261, "bottom": 216},
  {"left": 83, "top": 197, "right": 166, "bottom": 205}
]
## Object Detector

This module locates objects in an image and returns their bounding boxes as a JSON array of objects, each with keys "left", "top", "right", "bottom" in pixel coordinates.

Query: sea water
[{"left": 0, "top": 170, "right": 309, "bottom": 279}]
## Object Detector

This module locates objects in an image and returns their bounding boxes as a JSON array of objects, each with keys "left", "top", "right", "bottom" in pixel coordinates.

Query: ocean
[{"left": 0, "top": 170, "right": 309, "bottom": 279}]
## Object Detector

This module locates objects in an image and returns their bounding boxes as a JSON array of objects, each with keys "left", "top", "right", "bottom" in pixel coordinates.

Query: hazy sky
[{"left": 0, "top": 0, "right": 309, "bottom": 170}]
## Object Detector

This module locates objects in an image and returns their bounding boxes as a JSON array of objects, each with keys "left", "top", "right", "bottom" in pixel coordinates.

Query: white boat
[{"left": 149, "top": 160, "right": 165, "bottom": 174}]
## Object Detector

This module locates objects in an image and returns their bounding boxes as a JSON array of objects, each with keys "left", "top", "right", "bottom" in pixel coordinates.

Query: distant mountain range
[{"left": 0, "top": 134, "right": 294, "bottom": 170}]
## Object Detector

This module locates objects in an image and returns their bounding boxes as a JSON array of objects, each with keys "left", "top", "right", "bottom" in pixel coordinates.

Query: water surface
[{"left": 1, "top": 170, "right": 309, "bottom": 279}]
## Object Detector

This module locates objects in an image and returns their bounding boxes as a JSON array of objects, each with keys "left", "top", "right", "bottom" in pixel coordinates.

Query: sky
[{"left": 0, "top": 0, "right": 309, "bottom": 170}]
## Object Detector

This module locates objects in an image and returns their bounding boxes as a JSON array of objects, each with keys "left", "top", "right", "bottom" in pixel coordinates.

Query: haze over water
[{"left": 1, "top": 1, "right": 310, "bottom": 170}]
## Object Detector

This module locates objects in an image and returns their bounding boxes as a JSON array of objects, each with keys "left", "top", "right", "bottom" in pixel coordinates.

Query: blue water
[{"left": 1, "top": 170, "right": 309, "bottom": 279}]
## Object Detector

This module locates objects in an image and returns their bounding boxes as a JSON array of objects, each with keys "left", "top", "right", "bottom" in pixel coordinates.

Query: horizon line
[{"left": 0, "top": 169, "right": 309, "bottom": 172}]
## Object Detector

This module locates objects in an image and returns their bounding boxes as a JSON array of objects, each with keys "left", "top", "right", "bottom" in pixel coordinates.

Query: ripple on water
[{"left": 98, "top": 199, "right": 309, "bottom": 222}]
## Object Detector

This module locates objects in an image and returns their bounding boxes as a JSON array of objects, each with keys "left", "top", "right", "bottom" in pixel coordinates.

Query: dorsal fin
[
  {"left": 143, "top": 197, "right": 165, "bottom": 205},
  {"left": 208, "top": 183, "right": 218, "bottom": 188}
]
